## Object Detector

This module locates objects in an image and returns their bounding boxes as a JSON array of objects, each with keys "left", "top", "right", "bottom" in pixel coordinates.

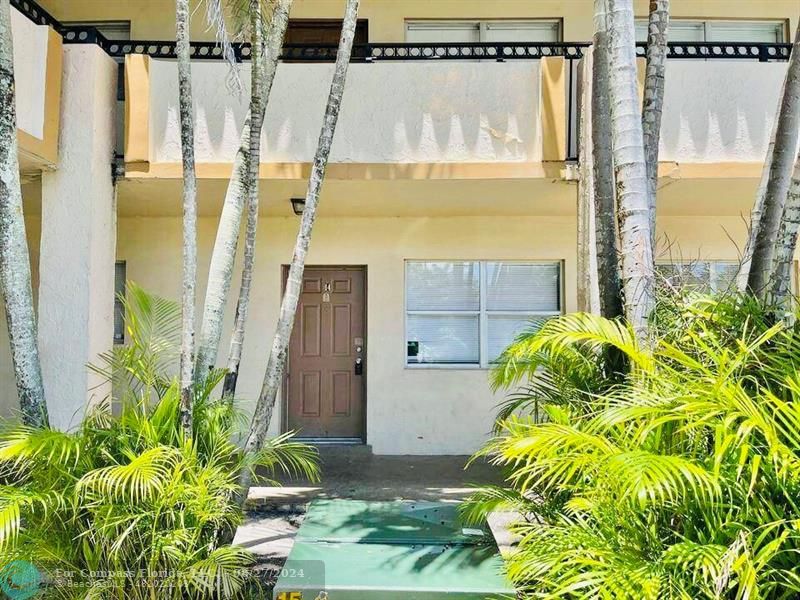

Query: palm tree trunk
[
  {"left": 222, "top": 0, "right": 277, "bottom": 401},
  {"left": 606, "top": 0, "right": 655, "bottom": 343},
  {"left": 641, "top": 0, "right": 669, "bottom": 254},
  {"left": 0, "top": 0, "right": 47, "bottom": 428},
  {"left": 239, "top": 0, "right": 360, "bottom": 494},
  {"left": 746, "top": 22, "right": 800, "bottom": 298},
  {"left": 176, "top": 0, "right": 197, "bottom": 438},
  {"left": 769, "top": 151, "right": 800, "bottom": 311},
  {"left": 592, "top": 0, "right": 623, "bottom": 319},
  {"left": 738, "top": 71, "right": 789, "bottom": 291},
  {"left": 577, "top": 46, "right": 600, "bottom": 314},
  {"left": 195, "top": 0, "right": 293, "bottom": 382},
  {"left": 738, "top": 111, "right": 779, "bottom": 291}
]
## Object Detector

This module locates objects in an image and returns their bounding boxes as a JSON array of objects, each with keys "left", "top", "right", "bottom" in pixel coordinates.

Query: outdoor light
[{"left": 290, "top": 197, "right": 306, "bottom": 215}]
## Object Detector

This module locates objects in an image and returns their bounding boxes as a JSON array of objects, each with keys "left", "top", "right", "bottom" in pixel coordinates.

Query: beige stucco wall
[
  {"left": 37, "top": 0, "right": 800, "bottom": 44},
  {"left": 115, "top": 211, "right": 749, "bottom": 455},
  {"left": 148, "top": 60, "right": 543, "bottom": 165},
  {"left": 12, "top": 7, "right": 48, "bottom": 140}
]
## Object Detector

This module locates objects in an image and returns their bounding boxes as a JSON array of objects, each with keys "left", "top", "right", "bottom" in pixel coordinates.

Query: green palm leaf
[{"left": 77, "top": 446, "right": 181, "bottom": 503}]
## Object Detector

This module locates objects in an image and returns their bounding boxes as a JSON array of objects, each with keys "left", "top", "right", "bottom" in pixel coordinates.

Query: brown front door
[{"left": 286, "top": 267, "right": 366, "bottom": 440}]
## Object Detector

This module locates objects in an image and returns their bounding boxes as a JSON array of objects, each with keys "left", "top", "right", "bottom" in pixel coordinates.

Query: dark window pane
[{"left": 114, "top": 261, "right": 126, "bottom": 344}]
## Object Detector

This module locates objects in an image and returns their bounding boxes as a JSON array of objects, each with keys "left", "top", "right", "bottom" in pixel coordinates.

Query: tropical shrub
[
  {"left": 466, "top": 294, "right": 800, "bottom": 599},
  {"left": 0, "top": 283, "right": 319, "bottom": 599}
]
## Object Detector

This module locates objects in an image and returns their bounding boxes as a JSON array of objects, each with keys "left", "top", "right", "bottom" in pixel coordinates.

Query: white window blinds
[
  {"left": 406, "top": 261, "right": 480, "bottom": 311},
  {"left": 486, "top": 263, "right": 560, "bottom": 311},
  {"left": 481, "top": 21, "right": 560, "bottom": 43},
  {"left": 635, "top": 20, "right": 704, "bottom": 42},
  {"left": 405, "top": 22, "right": 480, "bottom": 43},
  {"left": 635, "top": 19, "right": 785, "bottom": 43},
  {"left": 406, "top": 20, "right": 560, "bottom": 44},
  {"left": 406, "top": 261, "right": 562, "bottom": 367}
]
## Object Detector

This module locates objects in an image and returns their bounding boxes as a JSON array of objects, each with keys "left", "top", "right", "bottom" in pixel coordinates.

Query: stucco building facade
[{"left": 5, "top": 0, "right": 800, "bottom": 454}]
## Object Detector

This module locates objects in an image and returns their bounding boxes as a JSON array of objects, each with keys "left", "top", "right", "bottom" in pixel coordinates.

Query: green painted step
[
  {"left": 273, "top": 541, "right": 515, "bottom": 600},
  {"left": 294, "top": 499, "right": 491, "bottom": 545},
  {"left": 273, "top": 500, "right": 514, "bottom": 599}
]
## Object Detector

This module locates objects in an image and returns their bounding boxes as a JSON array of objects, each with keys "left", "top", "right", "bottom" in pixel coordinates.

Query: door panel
[{"left": 287, "top": 267, "right": 366, "bottom": 439}]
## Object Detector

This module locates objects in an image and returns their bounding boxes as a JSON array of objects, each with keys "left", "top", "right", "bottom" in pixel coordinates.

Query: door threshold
[{"left": 299, "top": 437, "right": 365, "bottom": 446}]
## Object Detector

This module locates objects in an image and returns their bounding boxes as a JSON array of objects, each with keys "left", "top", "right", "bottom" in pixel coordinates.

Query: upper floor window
[
  {"left": 65, "top": 20, "right": 131, "bottom": 41},
  {"left": 406, "top": 261, "right": 562, "bottom": 367},
  {"left": 635, "top": 20, "right": 785, "bottom": 43},
  {"left": 405, "top": 20, "right": 561, "bottom": 44},
  {"left": 282, "top": 19, "right": 369, "bottom": 61},
  {"left": 285, "top": 19, "right": 369, "bottom": 45}
]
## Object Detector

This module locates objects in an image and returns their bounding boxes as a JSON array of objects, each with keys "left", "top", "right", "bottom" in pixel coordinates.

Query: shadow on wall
[
  {"left": 151, "top": 61, "right": 542, "bottom": 164},
  {"left": 659, "top": 61, "right": 786, "bottom": 163}
]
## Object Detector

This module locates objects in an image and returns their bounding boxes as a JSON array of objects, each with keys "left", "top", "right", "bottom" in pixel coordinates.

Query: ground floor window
[
  {"left": 656, "top": 260, "right": 739, "bottom": 294},
  {"left": 405, "top": 261, "right": 561, "bottom": 367},
  {"left": 114, "top": 261, "right": 127, "bottom": 344}
]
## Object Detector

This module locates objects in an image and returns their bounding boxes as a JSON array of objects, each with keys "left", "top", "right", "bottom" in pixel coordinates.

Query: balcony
[
  {"left": 125, "top": 53, "right": 568, "bottom": 179},
  {"left": 656, "top": 60, "right": 786, "bottom": 170},
  {"left": 123, "top": 40, "right": 791, "bottom": 181},
  {"left": 13, "top": 5, "right": 61, "bottom": 171}
]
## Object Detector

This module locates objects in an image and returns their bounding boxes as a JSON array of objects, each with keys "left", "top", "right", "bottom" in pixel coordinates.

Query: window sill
[{"left": 405, "top": 363, "right": 488, "bottom": 371}]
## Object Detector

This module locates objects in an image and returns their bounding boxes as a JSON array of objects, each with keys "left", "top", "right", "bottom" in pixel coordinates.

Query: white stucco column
[{"left": 39, "top": 45, "right": 118, "bottom": 430}]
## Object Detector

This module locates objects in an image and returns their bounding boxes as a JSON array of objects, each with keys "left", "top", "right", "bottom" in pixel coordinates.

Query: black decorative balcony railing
[
  {"left": 11, "top": 0, "right": 58, "bottom": 28},
  {"left": 10, "top": 0, "right": 792, "bottom": 64},
  {"left": 11, "top": 0, "right": 795, "bottom": 162}
]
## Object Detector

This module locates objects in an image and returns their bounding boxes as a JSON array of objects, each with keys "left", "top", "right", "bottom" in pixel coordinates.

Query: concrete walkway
[
  {"left": 247, "top": 445, "right": 504, "bottom": 506},
  {"left": 233, "top": 446, "right": 514, "bottom": 590}
]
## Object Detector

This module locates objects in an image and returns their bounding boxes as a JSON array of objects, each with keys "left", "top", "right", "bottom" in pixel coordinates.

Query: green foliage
[
  {"left": 468, "top": 294, "right": 800, "bottom": 599},
  {"left": 0, "top": 283, "right": 319, "bottom": 598}
]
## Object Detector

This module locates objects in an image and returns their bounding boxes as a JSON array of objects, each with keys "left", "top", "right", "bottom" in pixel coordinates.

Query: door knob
[{"left": 354, "top": 357, "right": 363, "bottom": 375}]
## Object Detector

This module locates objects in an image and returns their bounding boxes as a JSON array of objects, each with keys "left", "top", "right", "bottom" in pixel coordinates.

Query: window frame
[
  {"left": 404, "top": 260, "right": 563, "bottom": 370},
  {"left": 404, "top": 19, "right": 562, "bottom": 44},
  {"left": 634, "top": 18, "right": 786, "bottom": 44},
  {"left": 114, "top": 260, "right": 127, "bottom": 345},
  {"left": 655, "top": 260, "right": 742, "bottom": 294}
]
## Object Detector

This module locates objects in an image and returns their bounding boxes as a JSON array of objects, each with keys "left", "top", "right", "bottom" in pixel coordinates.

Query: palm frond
[
  {"left": 90, "top": 282, "right": 181, "bottom": 396},
  {"left": 248, "top": 431, "right": 320, "bottom": 484},
  {"left": 77, "top": 446, "right": 181, "bottom": 503},
  {"left": 0, "top": 425, "right": 81, "bottom": 469},
  {"left": 0, "top": 487, "right": 66, "bottom": 548},
  {"left": 468, "top": 292, "right": 800, "bottom": 598},
  {"left": 203, "top": 0, "right": 244, "bottom": 95},
  {"left": 179, "top": 545, "right": 254, "bottom": 598}
]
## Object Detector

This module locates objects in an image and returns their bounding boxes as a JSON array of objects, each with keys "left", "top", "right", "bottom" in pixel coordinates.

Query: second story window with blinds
[
  {"left": 406, "top": 261, "right": 562, "bottom": 367},
  {"left": 405, "top": 20, "right": 561, "bottom": 44},
  {"left": 635, "top": 19, "right": 785, "bottom": 43}
]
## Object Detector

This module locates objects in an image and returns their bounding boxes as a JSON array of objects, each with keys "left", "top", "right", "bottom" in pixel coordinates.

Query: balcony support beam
[{"left": 541, "top": 56, "right": 567, "bottom": 161}]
